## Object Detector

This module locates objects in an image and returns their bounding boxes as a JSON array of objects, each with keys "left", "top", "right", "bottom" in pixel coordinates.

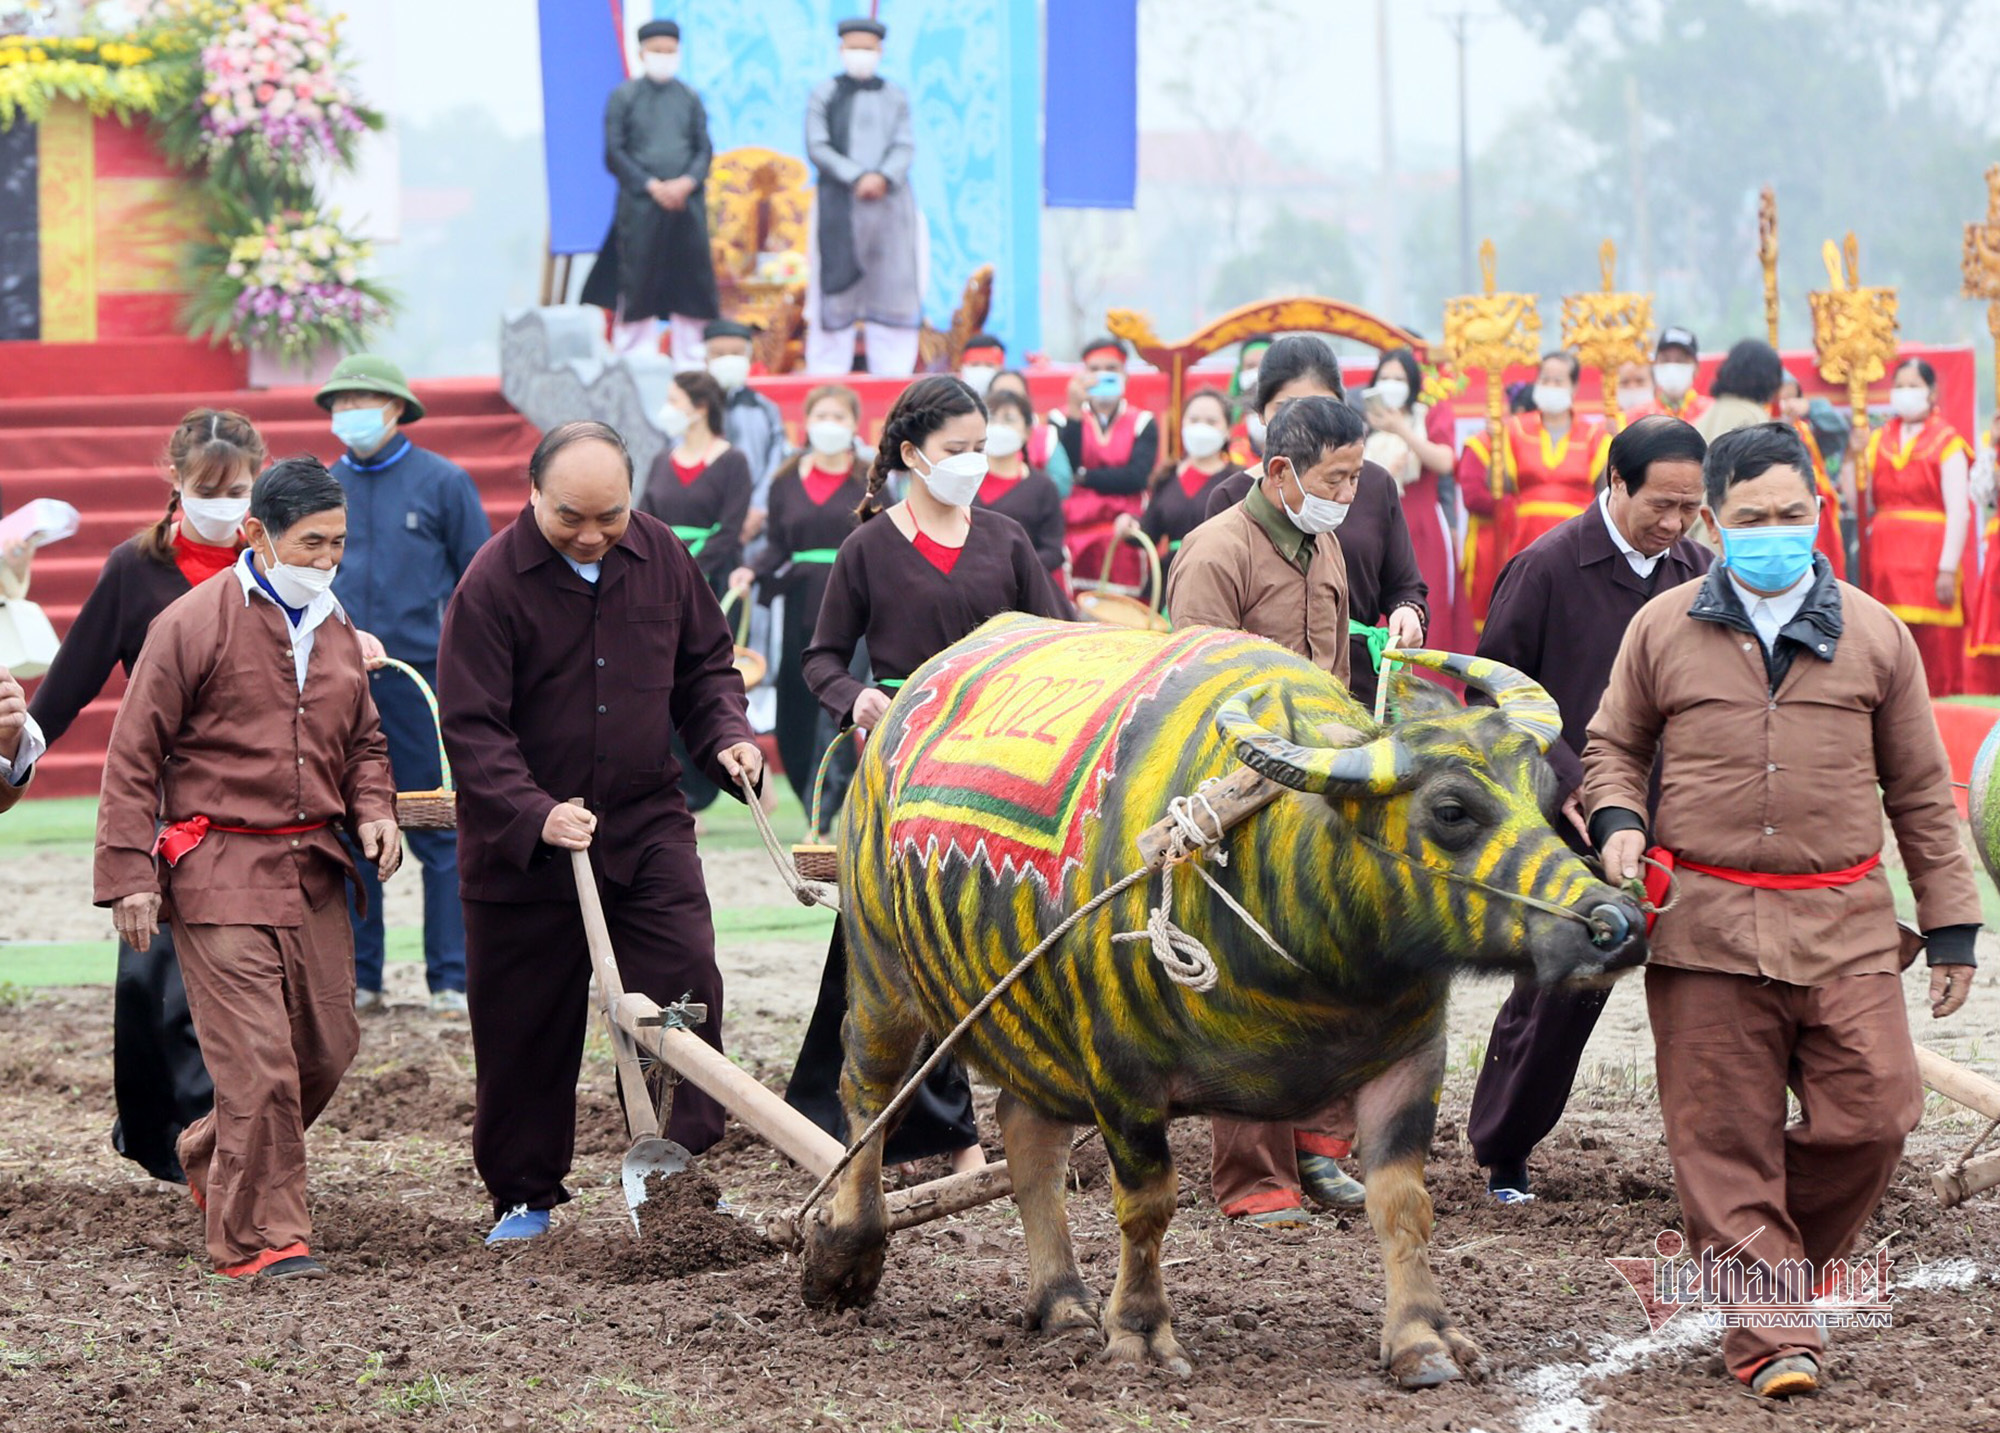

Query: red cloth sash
[
  {"left": 153, "top": 816, "right": 331, "bottom": 868},
  {"left": 1640, "top": 846, "right": 1880, "bottom": 932}
]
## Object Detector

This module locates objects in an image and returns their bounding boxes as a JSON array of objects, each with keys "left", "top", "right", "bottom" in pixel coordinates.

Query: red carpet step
[{"left": 6, "top": 379, "right": 540, "bottom": 799}]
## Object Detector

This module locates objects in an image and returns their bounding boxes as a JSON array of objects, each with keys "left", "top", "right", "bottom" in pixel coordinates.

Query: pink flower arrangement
[{"left": 196, "top": 2, "right": 371, "bottom": 172}]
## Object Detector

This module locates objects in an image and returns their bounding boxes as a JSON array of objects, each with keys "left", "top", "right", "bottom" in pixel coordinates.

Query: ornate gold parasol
[
  {"left": 1962, "top": 164, "right": 2000, "bottom": 432},
  {"left": 1758, "top": 187, "right": 1781, "bottom": 346},
  {"left": 1808, "top": 232, "right": 1899, "bottom": 438},
  {"left": 1443, "top": 239, "right": 1541, "bottom": 485},
  {"left": 1560, "top": 240, "right": 1652, "bottom": 428}
]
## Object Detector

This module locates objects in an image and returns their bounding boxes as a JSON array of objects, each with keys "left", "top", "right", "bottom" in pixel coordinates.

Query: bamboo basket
[
  {"left": 1073, "top": 528, "right": 1170, "bottom": 632},
  {"left": 791, "top": 722, "right": 862, "bottom": 884},
  {"left": 376, "top": 658, "right": 458, "bottom": 830},
  {"left": 720, "top": 588, "right": 768, "bottom": 688}
]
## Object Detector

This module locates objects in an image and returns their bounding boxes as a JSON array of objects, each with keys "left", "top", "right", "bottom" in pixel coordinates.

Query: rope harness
[{"left": 770, "top": 773, "right": 1281, "bottom": 1231}]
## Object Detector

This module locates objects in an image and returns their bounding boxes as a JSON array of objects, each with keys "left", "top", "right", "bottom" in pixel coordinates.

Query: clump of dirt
[
  {"left": 323, "top": 1061, "right": 472, "bottom": 1142},
  {"left": 612, "top": 1168, "right": 774, "bottom": 1280}
]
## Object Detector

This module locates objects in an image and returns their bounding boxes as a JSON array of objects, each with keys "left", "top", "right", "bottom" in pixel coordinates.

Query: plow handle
[{"left": 571, "top": 838, "right": 658, "bottom": 1144}]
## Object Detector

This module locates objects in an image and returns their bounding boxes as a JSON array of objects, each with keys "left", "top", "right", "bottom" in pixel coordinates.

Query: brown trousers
[
  {"left": 173, "top": 897, "right": 360, "bottom": 1271},
  {"left": 1211, "top": 1096, "right": 1356, "bottom": 1217},
  {"left": 1647, "top": 966, "right": 1922, "bottom": 1379}
]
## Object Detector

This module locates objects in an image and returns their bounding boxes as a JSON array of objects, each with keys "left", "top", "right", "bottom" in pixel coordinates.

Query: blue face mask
[
  {"left": 332, "top": 406, "right": 390, "bottom": 454},
  {"left": 1087, "top": 369, "right": 1126, "bottom": 402},
  {"left": 1720, "top": 521, "right": 1819, "bottom": 592}
]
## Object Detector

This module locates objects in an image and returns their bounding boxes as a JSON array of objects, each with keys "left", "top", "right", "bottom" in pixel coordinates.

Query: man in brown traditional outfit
[
  {"left": 1167, "top": 394, "right": 1362, "bottom": 1227},
  {"left": 95, "top": 457, "right": 400, "bottom": 1281},
  {"left": 1585, "top": 422, "right": 1979, "bottom": 1399},
  {"left": 438, "top": 421, "right": 762, "bottom": 1244}
]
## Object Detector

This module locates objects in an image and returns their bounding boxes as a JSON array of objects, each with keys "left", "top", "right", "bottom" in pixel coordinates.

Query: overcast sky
[{"left": 388, "top": 0, "right": 1556, "bottom": 173}]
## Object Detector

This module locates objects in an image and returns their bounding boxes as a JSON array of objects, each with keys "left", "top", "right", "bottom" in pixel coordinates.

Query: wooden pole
[
  {"left": 1916, "top": 1045, "right": 2000, "bottom": 1120},
  {"left": 571, "top": 843, "right": 657, "bottom": 1143}
]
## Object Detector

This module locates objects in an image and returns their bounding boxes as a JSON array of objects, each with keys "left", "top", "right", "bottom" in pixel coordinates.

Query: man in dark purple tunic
[
  {"left": 1466, "top": 415, "right": 1711, "bottom": 1202},
  {"left": 438, "top": 421, "right": 764, "bottom": 1243}
]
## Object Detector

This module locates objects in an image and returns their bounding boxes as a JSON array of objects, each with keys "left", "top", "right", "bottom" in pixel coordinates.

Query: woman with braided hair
[
  {"left": 27, "top": 409, "right": 268, "bottom": 1186},
  {"left": 789, "top": 374, "right": 1068, "bottom": 1171}
]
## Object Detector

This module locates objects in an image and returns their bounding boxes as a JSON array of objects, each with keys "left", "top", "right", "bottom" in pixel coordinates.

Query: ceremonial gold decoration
[
  {"left": 1560, "top": 239, "right": 1652, "bottom": 427},
  {"left": 1107, "top": 297, "right": 1428, "bottom": 461},
  {"left": 706, "top": 146, "right": 812, "bottom": 369},
  {"left": 1444, "top": 240, "right": 1541, "bottom": 479},
  {"left": 1809, "top": 232, "right": 1899, "bottom": 438},
  {"left": 919, "top": 264, "right": 995, "bottom": 371},
  {"left": 1961, "top": 164, "right": 2000, "bottom": 430},
  {"left": 1758, "top": 186, "right": 1780, "bottom": 346}
]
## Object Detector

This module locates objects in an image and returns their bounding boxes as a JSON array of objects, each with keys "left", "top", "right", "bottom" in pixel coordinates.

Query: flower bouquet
[
  {"left": 0, "top": 33, "right": 166, "bottom": 129},
  {"left": 152, "top": 0, "right": 379, "bottom": 182},
  {"left": 184, "top": 203, "right": 394, "bottom": 363}
]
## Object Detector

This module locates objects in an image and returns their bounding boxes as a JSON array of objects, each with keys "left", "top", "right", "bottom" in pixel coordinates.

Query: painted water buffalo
[{"left": 801, "top": 616, "right": 1645, "bottom": 1386}]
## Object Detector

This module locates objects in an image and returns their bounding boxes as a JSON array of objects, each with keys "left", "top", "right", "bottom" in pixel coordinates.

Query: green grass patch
[
  {"left": 0, "top": 941, "right": 117, "bottom": 986},
  {"left": 0, "top": 795, "right": 98, "bottom": 850}
]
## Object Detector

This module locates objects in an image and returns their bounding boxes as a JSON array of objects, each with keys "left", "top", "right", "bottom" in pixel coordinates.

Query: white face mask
[
  {"left": 841, "top": 46, "right": 880, "bottom": 81},
  {"left": 807, "top": 419, "right": 855, "bottom": 456},
  {"left": 911, "top": 447, "right": 988, "bottom": 507},
  {"left": 1372, "top": 378, "right": 1411, "bottom": 411},
  {"left": 959, "top": 365, "right": 997, "bottom": 398},
  {"left": 707, "top": 354, "right": 751, "bottom": 392},
  {"left": 641, "top": 51, "right": 679, "bottom": 82},
  {"left": 1653, "top": 362, "right": 1696, "bottom": 398},
  {"left": 1890, "top": 386, "right": 1931, "bottom": 422},
  {"left": 1533, "top": 383, "right": 1574, "bottom": 416},
  {"left": 1617, "top": 385, "right": 1654, "bottom": 412},
  {"left": 983, "top": 423, "right": 1026, "bottom": 459},
  {"left": 658, "top": 402, "right": 693, "bottom": 440},
  {"left": 1246, "top": 411, "right": 1267, "bottom": 447},
  {"left": 179, "top": 492, "right": 249, "bottom": 544},
  {"left": 260, "top": 538, "right": 337, "bottom": 609},
  {"left": 1181, "top": 420, "right": 1226, "bottom": 460},
  {"left": 1276, "top": 461, "right": 1349, "bottom": 534}
]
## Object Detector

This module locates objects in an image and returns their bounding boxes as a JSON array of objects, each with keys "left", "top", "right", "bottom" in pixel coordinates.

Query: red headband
[
  {"left": 1082, "top": 343, "right": 1125, "bottom": 363},
  {"left": 962, "top": 345, "right": 1004, "bottom": 363}
]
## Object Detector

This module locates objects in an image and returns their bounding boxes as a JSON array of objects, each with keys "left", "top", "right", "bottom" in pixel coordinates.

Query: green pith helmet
[{"left": 315, "top": 354, "right": 424, "bottom": 423}]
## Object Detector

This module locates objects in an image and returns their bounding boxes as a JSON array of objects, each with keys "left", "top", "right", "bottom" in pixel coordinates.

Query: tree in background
[
  {"left": 1476, "top": 0, "right": 1997, "bottom": 349},
  {"left": 1208, "top": 206, "right": 1365, "bottom": 313}
]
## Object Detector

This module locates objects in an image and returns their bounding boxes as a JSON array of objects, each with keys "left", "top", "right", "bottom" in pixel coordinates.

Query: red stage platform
[{"left": 9, "top": 379, "right": 539, "bottom": 798}]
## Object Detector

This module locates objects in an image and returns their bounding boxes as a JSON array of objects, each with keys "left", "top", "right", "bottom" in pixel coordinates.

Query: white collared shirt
[
  {"left": 234, "top": 550, "right": 349, "bottom": 690},
  {"left": 0, "top": 710, "right": 45, "bottom": 788},
  {"left": 1728, "top": 569, "right": 1813, "bottom": 651},
  {"left": 561, "top": 554, "right": 602, "bottom": 584},
  {"left": 1598, "top": 491, "right": 1661, "bottom": 580}
]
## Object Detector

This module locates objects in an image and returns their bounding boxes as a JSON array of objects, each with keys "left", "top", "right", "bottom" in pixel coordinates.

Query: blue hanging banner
[
  {"left": 540, "top": 0, "right": 629, "bottom": 256},
  {"left": 1043, "top": 0, "right": 1137, "bottom": 210}
]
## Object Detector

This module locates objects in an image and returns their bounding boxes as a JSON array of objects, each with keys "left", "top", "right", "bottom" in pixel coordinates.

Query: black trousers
[
  {"left": 1465, "top": 813, "right": 1610, "bottom": 1180},
  {"left": 785, "top": 925, "right": 978, "bottom": 1164},
  {"left": 465, "top": 843, "right": 727, "bottom": 1214},
  {"left": 111, "top": 928, "right": 214, "bottom": 1183},
  {"left": 1465, "top": 971, "right": 1610, "bottom": 1177}
]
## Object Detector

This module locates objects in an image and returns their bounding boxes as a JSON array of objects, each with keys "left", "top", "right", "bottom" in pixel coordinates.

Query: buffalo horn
[
  {"left": 1382, "top": 649, "right": 1562, "bottom": 755},
  {"left": 1215, "top": 685, "right": 1412, "bottom": 796}
]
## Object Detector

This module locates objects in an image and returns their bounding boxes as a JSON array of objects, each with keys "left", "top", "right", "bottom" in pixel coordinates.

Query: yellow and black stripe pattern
[{"left": 835, "top": 616, "right": 1624, "bottom": 1175}]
